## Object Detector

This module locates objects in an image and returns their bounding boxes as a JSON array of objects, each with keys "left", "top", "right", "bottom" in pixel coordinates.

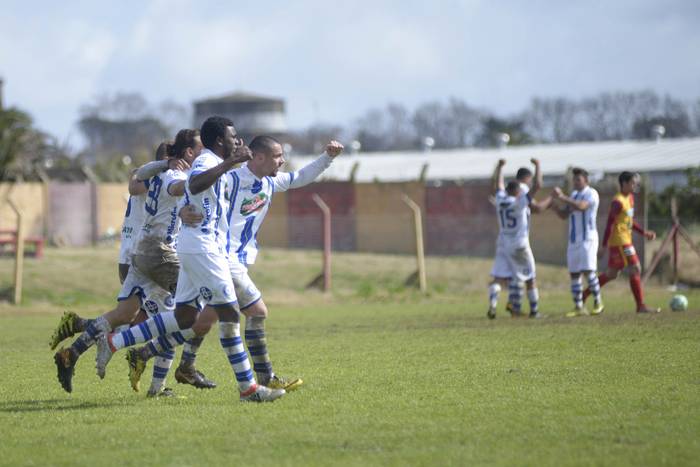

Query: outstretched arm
[
  {"left": 552, "top": 186, "right": 590, "bottom": 212},
  {"left": 491, "top": 159, "right": 506, "bottom": 195},
  {"left": 530, "top": 158, "right": 542, "bottom": 198},
  {"left": 135, "top": 158, "right": 189, "bottom": 181},
  {"left": 530, "top": 195, "right": 554, "bottom": 213},
  {"left": 274, "top": 141, "right": 344, "bottom": 192}
]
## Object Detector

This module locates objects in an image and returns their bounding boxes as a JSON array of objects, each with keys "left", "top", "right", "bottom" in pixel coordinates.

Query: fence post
[
  {"left": 7, "top": 199, "right": 24, "bottom": 305},
  {"left": 401, "top": 193, "right": 427, "bottom": 294},
  {"left": 310, "top": 194, "right": 331, "bottom": 292}
]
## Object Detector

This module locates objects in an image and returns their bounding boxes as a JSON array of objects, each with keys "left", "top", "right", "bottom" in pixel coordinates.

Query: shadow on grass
[{"left": 0, "top": 398, "right": 128, "bottom": 413}]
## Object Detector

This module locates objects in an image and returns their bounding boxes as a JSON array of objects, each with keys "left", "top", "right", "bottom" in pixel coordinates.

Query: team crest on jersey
[
  {"left": 240, "top": 193, "right": 268, "bottom": 216},
  {"left": 143, "top": 300, "right": 159, "bottom": 314},
  {"left": 200, "top": 287, "right": 213, "bottom": 301}
]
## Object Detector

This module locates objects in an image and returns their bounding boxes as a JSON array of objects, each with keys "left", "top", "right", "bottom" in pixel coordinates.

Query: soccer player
[
  {"left": 550, "top": 168, "right": 604, "bottom": 317},
  {"left": 119, "top": 142, "right": 171, "bottom": 283},
  {"left": 122, "top": 128, "right": 218, "bottom": 397},
  {"left": 124, "top": 135, "right": 344, "bottom": 393},
  {"left": 582, "top": 171, "right": 660, "bottom": 313},
  {"left": 96, "top": 116, "right": 285, "bottom": 402},
  {"left": 51, "top": 134, "right": 196, "bottom": 393},
  {"left": 48, "top": 143, "right": 172, "bottom": 351},
  {"left": 487, "top": 158, "right": 545, "bottom": 319}
]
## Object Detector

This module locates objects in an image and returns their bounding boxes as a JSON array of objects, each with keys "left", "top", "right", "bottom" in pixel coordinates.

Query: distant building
[{"left": 193, "top": 92, "right": 287, "bottom": 143}]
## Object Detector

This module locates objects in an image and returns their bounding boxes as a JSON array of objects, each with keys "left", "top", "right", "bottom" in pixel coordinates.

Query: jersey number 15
[{"left": 499, "top": 208, "right": 517, "bottom": 229}]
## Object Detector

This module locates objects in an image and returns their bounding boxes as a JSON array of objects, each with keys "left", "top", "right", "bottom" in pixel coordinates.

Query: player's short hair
[
  {"left": 618, "top": 171, "right": 637, "bottom": 187},
  {"left": 516, "top": 168, "right": 532, "bottom": 181},
  {"left": 506, "top": 180, "right": 520, "bottom": 195},
  {"left": 200, "top": 116, "right": 234, "bottom": 149},
  {"left": 169, "top": 129, "right": 200, "bottom": 159},
  {"left": 249, "top": 135, "right": 281, "bottom": 156},
  {"left": 155, "top": 141, "right": 172, "bottom": 161},
  {"left": 572, "top": 167, "right": 588, "bottom": 181}
]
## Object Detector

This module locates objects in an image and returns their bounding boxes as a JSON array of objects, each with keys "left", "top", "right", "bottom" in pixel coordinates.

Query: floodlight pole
[{"left": 402, "top": 194, "right": 427, "bottom": 294}]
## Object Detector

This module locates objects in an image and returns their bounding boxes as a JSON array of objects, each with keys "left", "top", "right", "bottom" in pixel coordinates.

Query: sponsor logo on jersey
[
  {"left": 240, "top": 193, "right": 268, "bottom": 216},
  {"left": 200, "top": 287, "right": 213, "bottom": 301}
]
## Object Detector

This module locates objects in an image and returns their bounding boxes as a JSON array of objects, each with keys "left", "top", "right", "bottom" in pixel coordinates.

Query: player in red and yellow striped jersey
[{"left": 582, "top": 172, "right": 659, "bottom": 313}]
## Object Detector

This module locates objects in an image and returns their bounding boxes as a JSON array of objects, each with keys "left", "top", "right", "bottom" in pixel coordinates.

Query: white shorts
[
  {"left": 118, "top": 266, "right": 174, "bottom": 316},
  {"left": 491, "top": 241, "right": 536, "bottom": 282},
  {"left": 229, "top": 261, "right": 262, "bottom": 310},
  {"left": 567, "top": 239, "right": 598, "bottom": 273},
  {"left": 176, "top": 253, "right": 237, "bottom": 309}
]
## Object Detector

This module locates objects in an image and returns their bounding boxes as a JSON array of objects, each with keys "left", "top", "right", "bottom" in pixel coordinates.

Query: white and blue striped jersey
[
  {"left": 568, "top": 186, "right": 599, "bottom": 244},
  {"left": 132, "top": 169, "right": 187, "bottom": 255},
  {"left": 177, "top": 149, "right": 230, "bottom": 255},
  {"left": 119, "top": 182, "right": 149, "bottom": 264},
  {"left": 495, "top": 189, "right": 531, "bottom": 246},
  {"left": 226, "top": 154, "right": 333, "bottom": 265}
]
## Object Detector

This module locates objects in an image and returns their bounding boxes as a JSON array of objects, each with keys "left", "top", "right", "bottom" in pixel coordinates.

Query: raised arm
[
  {"left": 286, "top": 141, "right": 344, "bottom": 190},
  {"left": 530, "top": 158, "right": 542, "bottom": 197},
  {"left": 491, "top": 159, "right": 506, "bottom": 195}
]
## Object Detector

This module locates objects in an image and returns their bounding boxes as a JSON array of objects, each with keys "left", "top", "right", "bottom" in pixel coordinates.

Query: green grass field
[{"left": 1, "top": 246, "right": 699, "bottom": 466}]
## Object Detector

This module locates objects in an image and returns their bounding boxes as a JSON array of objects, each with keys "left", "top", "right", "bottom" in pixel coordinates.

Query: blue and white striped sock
[
  {"left": 587, "top": 271, "right": 601, "bottom": 303},
  {"left": 181, "top": 337, "right": 204, "bottom": 368},
  {"left": 71, "top": 316, "right": 111, "bottom": 355},
  {"left": 488, "top": 283, "right": 501, "bottom": 309},
  {"left": 245, "top": 317, "right": 273, "bottom": 384},
  {"left": 111, "top": 312, "right": 194, "bottom": 351},
  {"left": 149, "top": 350, "right": 175, "bottom": 393},
  {"left": 571, "top": 276, "right": 583, "bottom": 308},
  {"left": 527, "top": 288, "right": 539, "bottom": 313},
  {"left": 144, "top": 334, "right": 182, "bottom": 359},
  {"left": 219, "top": 321, "right": 255, "bottom": 393},
  {"left": 508, "top": 280, "right": 523, "bottom": 313}
]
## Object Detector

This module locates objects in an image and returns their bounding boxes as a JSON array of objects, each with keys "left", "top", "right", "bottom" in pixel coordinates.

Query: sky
[{"left": 1, "top": 0, "right": 699, "bottom": 148}]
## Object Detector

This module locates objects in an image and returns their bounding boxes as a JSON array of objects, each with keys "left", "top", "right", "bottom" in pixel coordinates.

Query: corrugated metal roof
[{"left": 286, "top": 137, "right": 700, "bottom": 182}]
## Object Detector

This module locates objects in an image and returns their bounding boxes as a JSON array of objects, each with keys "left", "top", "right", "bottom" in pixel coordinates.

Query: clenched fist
[{"left": 326, "top": 140, "right": 344, "bottom": 158}]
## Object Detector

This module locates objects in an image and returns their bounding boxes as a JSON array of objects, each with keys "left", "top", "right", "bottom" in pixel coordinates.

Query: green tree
[{"left": 0, "top": 106, "right": 34, "bottom": 180}]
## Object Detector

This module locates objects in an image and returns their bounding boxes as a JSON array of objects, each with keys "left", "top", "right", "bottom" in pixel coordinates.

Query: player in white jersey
[
  {"left": 118, "top": 141, "right": 170, "bottom": 282},
  {"left": 487, "top": 158, "right": 546, "bottom": 319},
  {"left": 96, "top": 116, "right": 284, "bottom": 403},
  {"left": 51, "top": 138, "right": 194, "bottom": 393},
  {"left": 551, "top": 167, "right": 604, "bottom": 317},
  {"left": 125, "top": 135, "right": 345, "bottom": 393},
  {"left": 49, "top": 143, "right": 172, "bottom": 357}
]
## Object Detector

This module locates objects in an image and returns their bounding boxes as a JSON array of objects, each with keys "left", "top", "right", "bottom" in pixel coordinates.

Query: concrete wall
[
  {"left": 256, "top": 191, "right": 288, "bottom": 248},
  {"left": 97, "top": 183, "right": 129, "bottom": 238},
  {"left": 0, "top": 180, "right": 649, "bottom": 266},
  {"left": 287, "top": 182, "right": 356, "bottom": 251},
  {"left": 355, "top": 182, "right": 425, "bottom": 254},
  {"left": 0, "top": 183, "right": 46, "bottom": 237}
]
